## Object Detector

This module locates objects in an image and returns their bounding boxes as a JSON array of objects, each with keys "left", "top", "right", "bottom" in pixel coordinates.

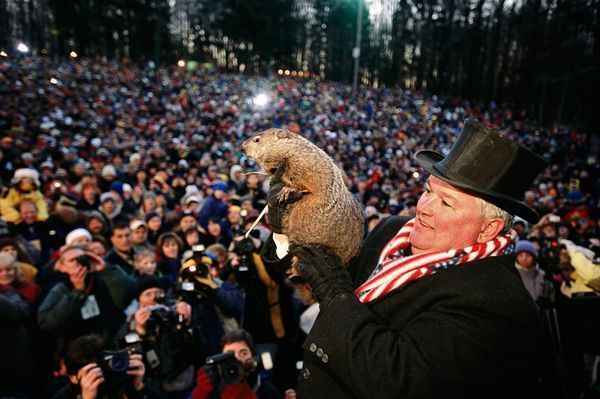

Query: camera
[
  {"left": 205, "top": 351, "right": 273, "bottom": 386},
  {"left": 99, "top": 349, "right": 130, "bottom": 374},
  {"left": 206, "top": 351, "right": 246, "bottom": 385},
  {"left": 76, "top": 254, "right": 92, "bottom": 270}
]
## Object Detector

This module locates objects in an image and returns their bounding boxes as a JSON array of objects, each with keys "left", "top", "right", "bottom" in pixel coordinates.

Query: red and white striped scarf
[{"left": 355, "top": 218, "right": 516, "bottom": 303}]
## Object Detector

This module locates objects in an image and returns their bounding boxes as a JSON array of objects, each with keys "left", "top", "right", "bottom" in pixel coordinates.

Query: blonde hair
[
  {"left": 134, "top": 249, "right": 155, "bottom": 264},
  {"left": 0, "top": 252, "right": 24, "bottom": 285}
]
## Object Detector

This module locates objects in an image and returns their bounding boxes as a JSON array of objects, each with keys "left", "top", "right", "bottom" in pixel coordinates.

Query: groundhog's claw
[{"left": 276, "top": 187, "right": 307, "bottom": 204}]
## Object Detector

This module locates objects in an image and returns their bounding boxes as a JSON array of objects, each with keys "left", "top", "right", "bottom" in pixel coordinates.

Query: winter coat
[
  {"left": 37, "top": 265, "right": 135, "bottom": 343},
  {"left": 0, "top": 187, "right": 48, "bottom": 223},
  {"left": 265, "top": 216, "right": 552, "bottom": 399}
]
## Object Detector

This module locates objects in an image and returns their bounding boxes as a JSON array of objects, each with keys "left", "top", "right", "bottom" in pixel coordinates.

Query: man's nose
[{"left": 417, "top": 194, "right": 434, "bottom": 215}]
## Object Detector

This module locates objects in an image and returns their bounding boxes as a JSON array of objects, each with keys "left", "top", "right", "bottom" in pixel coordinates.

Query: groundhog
[{"left": 241, "top": 128, "right": 364, "bottom": 265}]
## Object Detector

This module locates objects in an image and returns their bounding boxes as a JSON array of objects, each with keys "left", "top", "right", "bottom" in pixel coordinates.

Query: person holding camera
[
  {"left": 38, "top": 244, "right": 135, "bottom": 343},
  {"left": 117, "top": 275, "right": 199, "bottom": 396},
  {"left": 52, "top": 334, "right": 165, "bottom": 399},
  {"left": 191, "top": 329, "right": 280, "bottom": 399}
]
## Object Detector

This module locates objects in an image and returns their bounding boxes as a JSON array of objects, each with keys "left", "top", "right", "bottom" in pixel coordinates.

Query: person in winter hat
[
  {"left": 514, "top": 240, "right": 554, "bottom": 305},
  {"left": 0, "top": 168, "right": 49, "bottom": 223}
]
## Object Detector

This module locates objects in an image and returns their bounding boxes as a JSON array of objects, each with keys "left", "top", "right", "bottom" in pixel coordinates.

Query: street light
[
  {"left": 0, "top": 51, "right": 7, "bottom": 57},
  {"left": 16, "top": 42, "right": 29, "bottom": 53},
  {"left": 69, "top": 51, "right": 78, "bottom": 58},
  {"left": 352, "top": 0, "right": 363, "bottom": 95},
  {"left": 177, "top": 60, "right": 185, "bottom": 67}
]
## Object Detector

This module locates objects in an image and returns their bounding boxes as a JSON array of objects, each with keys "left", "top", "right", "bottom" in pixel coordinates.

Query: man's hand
[
  {"left": 69, "top": 265, "right": 88, "bottom": 292},
  {"left": 290, "top": 245, "right": 354, "bottom": 308},
  {"left": 78, "top": 363, "right": 104, "bottom": 399},
  {"left": 267, "top": 159, "right": 305, "bottom": 233},
  {"left": 175, "top": 301, "right": 192, "bottom": 322},
  {"left": 85, "top": 252, "right": 106, "bottom": 272},
  {"left": 126, "top": 354, "right": 146, "bottom": 391},
  {"left": 134, "top": 306, "right": 152, "bottom": 335}
]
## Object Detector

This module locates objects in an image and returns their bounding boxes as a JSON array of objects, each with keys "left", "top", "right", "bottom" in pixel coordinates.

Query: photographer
[
  {"left": 52, "top": 334, "right": 165, "bottom": 399},
  {"left": 191, "top": 329, "right": 280, "bottom": 399},
  {"left": 225, "top": 224, "right": 298, "bottom": 391},
  {"left": 117, "top": 275, "right": 198, "bottom": 396},
  {"left": 177, "top": 251, "right": 244, "bottom": 356},
  {"left": 38, "top": 244, "right": 135, "bottom": 343}
]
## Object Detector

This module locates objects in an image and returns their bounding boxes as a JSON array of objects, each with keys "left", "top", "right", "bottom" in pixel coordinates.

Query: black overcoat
[{"left": 293, "top": 216, "right": 549, "bottom": 399}]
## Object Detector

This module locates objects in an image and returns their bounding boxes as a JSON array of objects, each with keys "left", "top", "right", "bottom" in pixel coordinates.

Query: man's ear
[{"left": 477, "top": 218, "right": 505, "bottom": 243}]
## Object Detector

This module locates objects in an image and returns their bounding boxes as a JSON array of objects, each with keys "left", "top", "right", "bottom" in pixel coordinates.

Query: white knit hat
[
  {"left": 12, "top": 168, "right": 40, "bottom": 187},
  {"left": 65, "top": 228, "right": 92, "bottom": 245}
]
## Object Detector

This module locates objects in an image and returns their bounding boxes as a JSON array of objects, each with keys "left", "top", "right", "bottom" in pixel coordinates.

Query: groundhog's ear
[{"left": 276, "top": 130, "right": 290, "bottom": 139}]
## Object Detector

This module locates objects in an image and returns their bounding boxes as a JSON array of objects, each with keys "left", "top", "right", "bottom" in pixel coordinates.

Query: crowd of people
[{"left": 0, "top": 56, "right": 597, "bottom": 398}]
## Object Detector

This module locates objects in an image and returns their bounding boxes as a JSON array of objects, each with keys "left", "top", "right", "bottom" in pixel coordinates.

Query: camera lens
[{"left": 103, "top": 351, "right": 129, "bottom": 373}]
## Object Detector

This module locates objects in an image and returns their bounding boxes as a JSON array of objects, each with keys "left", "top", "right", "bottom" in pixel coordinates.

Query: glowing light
[
  {"left": 291, "top": 71, "right": 297, "bottom": 76},
  {"left": 50, "top": 78, "right": 58, "bottom": 84},
  {"left": 69, "top": 51, "right": 78, "bottom": 58},
  {"left": 412, "top": 172, "right": 420, "bottom": 179},
  {"left": 284, "top": 70, "right": 290, "bottom": 76},
  {"left": 16, "top": 43, "right": 29, "bottom": 53},
  {"left": 277, "top": 85, "right": 283, "bottom": 91},
  {"left": 253, "top": 93, "right": 269, "bottom": 107},
  {"left": 298, "top": 71, "right": 304, "bottom": 77},
  {"left": 0, "top": 51, "right": 7, "bottom": 57},
  {"left": 277, "top": 69, "right": 283, "bottom": 75},
  {"left": 177, "top": 60, "right": 185, "bottom": 67}
]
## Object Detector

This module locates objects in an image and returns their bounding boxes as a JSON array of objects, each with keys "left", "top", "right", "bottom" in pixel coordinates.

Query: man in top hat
[{"left": 262, "top": 120, "right": 554, "bottom": 398}]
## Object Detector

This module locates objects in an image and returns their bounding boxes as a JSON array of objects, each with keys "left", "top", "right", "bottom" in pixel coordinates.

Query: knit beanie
[
  {"left": 515, "top": 240, "right": 538, "bottom": 258},
  {"left": 135, "top": 275, "right": 163, "bottom": 299},
  {"left": 65, "top": 228, "right": 92, "bottom": 245}
]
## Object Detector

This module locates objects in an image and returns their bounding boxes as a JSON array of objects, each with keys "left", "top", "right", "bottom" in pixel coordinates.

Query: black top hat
[{"left": 413, "top": 119, "right": 547, "bottom": 223}]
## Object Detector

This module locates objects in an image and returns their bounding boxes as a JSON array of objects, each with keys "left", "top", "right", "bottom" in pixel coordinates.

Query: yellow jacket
[{"left": 0, "top": 188, "right": 49, "bottom": 223}]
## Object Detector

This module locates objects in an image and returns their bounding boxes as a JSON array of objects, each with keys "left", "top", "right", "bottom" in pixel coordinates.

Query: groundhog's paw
[{"left": 276, "top": 187, "right": 307, "bottom": 204}]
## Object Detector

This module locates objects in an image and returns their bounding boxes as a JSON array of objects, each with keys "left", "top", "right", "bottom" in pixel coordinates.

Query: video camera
[
  {"left": 177, "top": 245, "right": 218, "bottom": 299},
  {"left": 205, "top": 350, "right": 273, "bottom": 386}
]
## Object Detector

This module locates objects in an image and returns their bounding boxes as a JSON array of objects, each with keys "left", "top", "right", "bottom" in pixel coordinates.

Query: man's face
[
  {"left": 131, "top": 226, "right": 148, "bottom": 245},
  {"left": 20, "top": 203, "right": 37, "bottom": 225},
  {"left": 111, "top": 227, "right": 132, "bottom": 252},
  {"left": 222, "top": 341, "right": 252, "bottom": 365},
  {"left": 61, "top": 248, "right": 86, "bottom": 274},
  {"left": 517, "top": 252, "right": 535, "bottom": 268},
  {"left": 410, "top": 176, "right": 488, "bottom": 254},
  {"left": 87, "top": 218, "right": 103, "bottom": 234},
  {"left": 101, "top": 199, "right": 116, "bottom": 214},
  {"left": 139, "top": 287, "right": 164, "bottom": 307},
  {"left": 1, "top": 245, "right": 18, "bottom": 259},
  {"left": 179, "top": 216, "right": 196, "bottom": 232}
]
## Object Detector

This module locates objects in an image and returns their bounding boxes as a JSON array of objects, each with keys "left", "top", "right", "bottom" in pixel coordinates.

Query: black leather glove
[
  {"left": 267, "top": 158, "right": 305, "bottom": 234},
  {"left": 291, "top": 245, "right": 354, "bottom": 308}
]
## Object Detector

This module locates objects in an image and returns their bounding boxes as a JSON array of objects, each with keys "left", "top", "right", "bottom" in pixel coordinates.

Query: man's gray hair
[{"left": 477, "top": 198, "right": 514, "bottom": 235}]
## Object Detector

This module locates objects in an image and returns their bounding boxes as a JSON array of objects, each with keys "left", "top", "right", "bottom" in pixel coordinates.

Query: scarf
[{"left": 355, "top": 218, "right": 515, "bottom": 303}]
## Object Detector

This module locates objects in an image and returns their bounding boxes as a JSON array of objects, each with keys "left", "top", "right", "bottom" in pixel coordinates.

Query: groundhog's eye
[{"left": 253, "top": 136, "right": 261, "bottom": 143}]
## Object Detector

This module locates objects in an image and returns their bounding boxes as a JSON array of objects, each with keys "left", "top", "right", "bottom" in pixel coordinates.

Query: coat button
[
  {"left": 309, "top": 343, "right": 317, "bottom": 352},
  {"left": 322, "top": 354, "right": 329, "bottom": 363},
  {"left": 316, "top": 348, "right": 324, "bottom": 357},
  {"left": 302, "top": 367, "right": 310, "bottom": 380}
]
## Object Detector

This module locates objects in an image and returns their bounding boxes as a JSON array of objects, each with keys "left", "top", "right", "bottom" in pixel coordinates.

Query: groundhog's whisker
[
  {"left": 242, "top": 171, "right": 268, "bottom": 176},
  {"left": 245, "top": 205, "right": 269, "bottom": 239}
]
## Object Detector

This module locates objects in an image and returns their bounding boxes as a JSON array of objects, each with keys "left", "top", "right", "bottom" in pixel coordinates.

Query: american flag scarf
[{"left": 355, "top": 218, "right": 516, "bottom": 303}]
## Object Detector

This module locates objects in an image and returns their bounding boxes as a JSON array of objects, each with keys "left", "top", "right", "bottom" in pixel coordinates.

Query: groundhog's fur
[{"left": 242, "top": 128, "right": 364, "bottom": 265}]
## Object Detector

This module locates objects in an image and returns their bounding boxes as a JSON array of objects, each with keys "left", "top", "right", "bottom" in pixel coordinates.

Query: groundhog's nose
[{"left": 241, "top": 139, "right": 248, "bottom": 153}]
